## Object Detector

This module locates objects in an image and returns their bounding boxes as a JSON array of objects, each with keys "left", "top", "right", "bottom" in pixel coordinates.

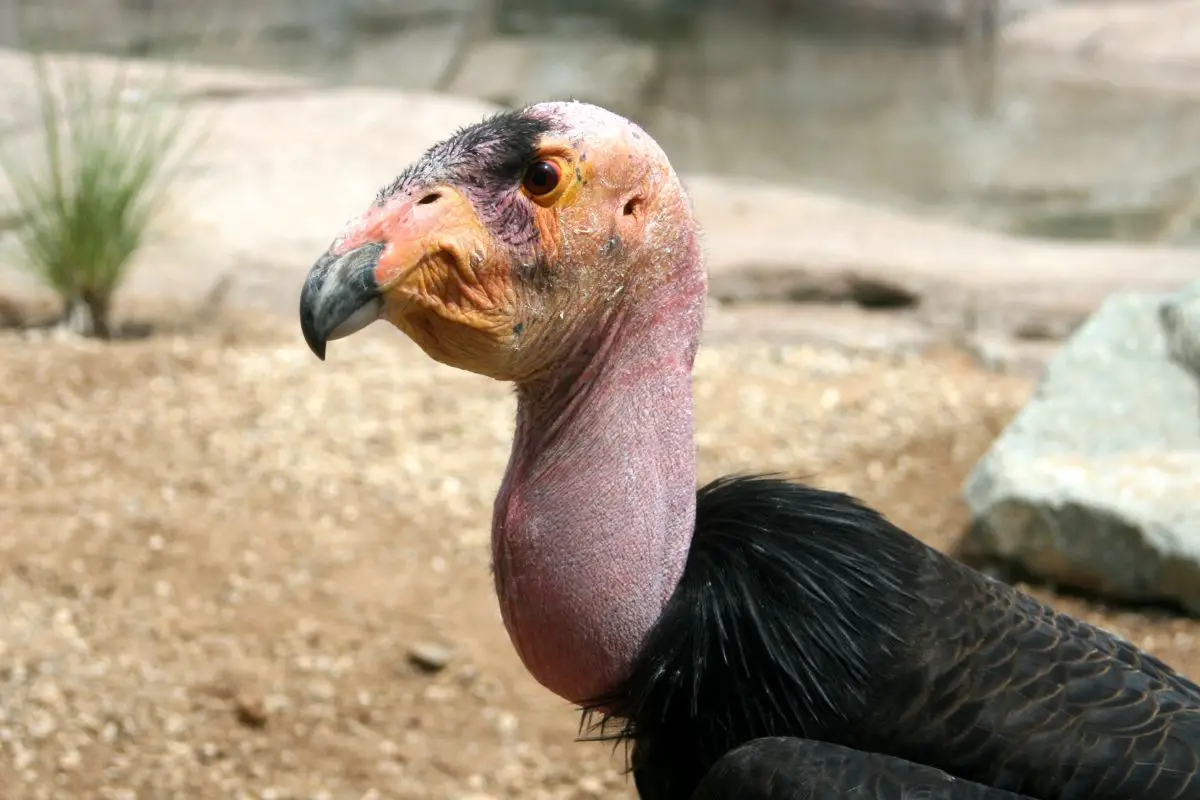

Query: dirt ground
[{"left": 1, "top": 303, "right": 1198, "bottom": 800}]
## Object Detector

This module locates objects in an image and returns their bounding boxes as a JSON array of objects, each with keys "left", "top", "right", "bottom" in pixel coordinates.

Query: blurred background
[
  {"left": 4, "top": 0, "right": 1200, "bottom": 242},
  {"left": 0, "top": 1, "right": 1198, "bottom": 799}
]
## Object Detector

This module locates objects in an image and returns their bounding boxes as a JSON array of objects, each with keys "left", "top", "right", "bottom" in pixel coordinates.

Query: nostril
[
  {"left": 418, "top": 192, "right": 441, "bottom": 206},
  {"left": 623, "top": 197, "right": 640, "bottom": 216}
]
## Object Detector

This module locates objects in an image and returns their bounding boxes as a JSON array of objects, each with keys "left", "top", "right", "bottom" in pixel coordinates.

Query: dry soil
[{"left": 1, "top": 304, "right": 1197, "bottom": 800}]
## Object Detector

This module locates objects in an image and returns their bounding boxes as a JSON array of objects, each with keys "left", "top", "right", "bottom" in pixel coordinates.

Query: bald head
[{"left": 299, "top": 101, "right": 703, "bottom": 383}]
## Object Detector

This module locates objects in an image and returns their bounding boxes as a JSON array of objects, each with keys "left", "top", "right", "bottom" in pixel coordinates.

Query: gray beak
[{"left": 299, "top": 242, "right": 386, "bottom": 360}]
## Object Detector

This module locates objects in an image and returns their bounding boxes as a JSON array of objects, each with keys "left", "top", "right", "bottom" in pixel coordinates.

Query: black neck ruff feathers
[{"left": 582, "top": 474, "right": 929, "bottom": 799}]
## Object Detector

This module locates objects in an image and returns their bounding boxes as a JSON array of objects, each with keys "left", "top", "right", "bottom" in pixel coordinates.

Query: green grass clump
[{"left": 0, "top": 52, "right": 198, "bottom": 338}]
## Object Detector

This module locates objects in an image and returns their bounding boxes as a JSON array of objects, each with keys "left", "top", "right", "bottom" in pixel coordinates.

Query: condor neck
[{"left": 492, "top": 283, "right": 705, "bottom": 705}]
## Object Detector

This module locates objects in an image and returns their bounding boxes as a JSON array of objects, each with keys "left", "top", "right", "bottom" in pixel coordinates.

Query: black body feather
[
  {"left": 693, "top": 738, "right": 1035, "bottom": 799},
  {"left": 584, "top": 475, "right": 1200, "bottom": 800}
]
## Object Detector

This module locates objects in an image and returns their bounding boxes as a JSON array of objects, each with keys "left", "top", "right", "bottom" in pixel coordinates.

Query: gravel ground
[{"left": 1, "top": 307, "right": 1198, "bottom": 800}]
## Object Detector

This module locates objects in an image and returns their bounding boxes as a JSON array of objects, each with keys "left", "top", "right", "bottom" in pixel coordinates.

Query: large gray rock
[{"left": 961, "top": 279, "right": 1200, "bottom": 613}]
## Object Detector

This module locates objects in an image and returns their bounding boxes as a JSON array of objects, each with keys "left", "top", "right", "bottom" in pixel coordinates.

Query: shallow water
[{"left": 5, "top": 0, "right": 1200, "bottom": 244}]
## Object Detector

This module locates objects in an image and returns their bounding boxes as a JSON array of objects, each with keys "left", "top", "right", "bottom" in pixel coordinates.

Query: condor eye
[{"left": 522, "top": 160, "right": 561, "bottom": 196}]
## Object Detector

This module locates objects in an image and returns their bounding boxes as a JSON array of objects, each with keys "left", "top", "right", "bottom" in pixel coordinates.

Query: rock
[
  {"left": 790, "top": 0, "right": 1054, "bottom": 36},
  {"left": 960, "top": 279, "right": 1200, "bottom": 613},
  {"left": 576, "top": 775, "right": 605, "bottom": 797},
  {"left": 446, "top": 34, "right": 657, "bottom": 112},
  {"left": 407, "top": 641, "right": 454, "bottom": 673},
  {"left": 346, "top": 21, "right": 468, "bottom": 92},
  {"left": 689, "top": 174, "right": 1200, "bottom": 338},
  {"left": 1161, "top": 279, "right": 1200, "bottom": 374},
  {"left": 234, "top": 689, "right": 269, "bottom": 728}
]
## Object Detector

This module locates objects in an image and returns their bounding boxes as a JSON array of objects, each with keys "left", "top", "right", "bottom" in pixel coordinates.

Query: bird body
[
  {"left": 298, "top": 101, "right": 1200, "bottom": 799},
  {"left": 600, "top": 476, "right": 1200, "bottom": 799}
]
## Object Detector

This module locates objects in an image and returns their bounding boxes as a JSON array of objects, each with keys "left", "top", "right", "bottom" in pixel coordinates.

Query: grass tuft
[{"left": 0, "top": 50, "right": 200, "bottom": 338}]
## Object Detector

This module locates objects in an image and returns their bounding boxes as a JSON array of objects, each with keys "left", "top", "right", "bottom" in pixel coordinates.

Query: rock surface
[
  {"left": 690, "top": 175, "right": 1200, "bottom": 334},
  {"left": 1162, "top": 279, "right": 1200, "bottom": 373},
  {"left": 1006, "top": 0, "right": 1200, "bottom": 72},
  {"left": 1002, "top": 0, "right": 1200, "bottom": 100},
  {"left": 961, "top": 279, "right": 1200, "bottom": 612},
  {"left": 0, "top": 47, "right": 311, "bottom": 136}
]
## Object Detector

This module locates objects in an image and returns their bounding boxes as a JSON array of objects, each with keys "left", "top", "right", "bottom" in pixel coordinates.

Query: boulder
[{"left": 960, "top": 279, "right": 1200, "bottom": 613}]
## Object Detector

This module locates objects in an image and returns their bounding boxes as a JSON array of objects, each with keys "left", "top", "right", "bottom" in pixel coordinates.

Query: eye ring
[{"left": 522, "top": 160, "right": 562, "bottom": 197}]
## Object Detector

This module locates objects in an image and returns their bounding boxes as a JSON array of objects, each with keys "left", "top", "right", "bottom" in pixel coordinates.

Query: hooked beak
[
  {"left": 300, "top": 186, "right": 510, "bottom": 370},
  {"left": 299, "top": 242, "right": 385, "bottom": 361}
]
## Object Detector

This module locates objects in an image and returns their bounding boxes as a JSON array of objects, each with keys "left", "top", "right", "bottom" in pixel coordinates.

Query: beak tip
[
  {"left": 301, "top": 324, "right": 328, "bottom": 361},
  {"left": 299, "top": 305, "right": 327, "bottom": 361}
]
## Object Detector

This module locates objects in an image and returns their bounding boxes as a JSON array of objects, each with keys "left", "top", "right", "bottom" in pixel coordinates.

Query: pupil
[{"left": 523, "top": 160, "right": 559, "bottom": 195}]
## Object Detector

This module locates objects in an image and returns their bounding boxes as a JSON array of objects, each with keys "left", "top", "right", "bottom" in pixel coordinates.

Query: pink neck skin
[{"left": 492, "top": 272, "right": 706, "bottom": 705}]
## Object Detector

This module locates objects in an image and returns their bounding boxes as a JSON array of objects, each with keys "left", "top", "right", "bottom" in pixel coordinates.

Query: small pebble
[
  {"left": 577, "top": 776, "right": 605, "bottom": 796},
  {"left": 407, "top": 642, "right": 454, "bottom": 673},
  {"left": 235, "top": 692, "right": 269, "bottom": 728}
]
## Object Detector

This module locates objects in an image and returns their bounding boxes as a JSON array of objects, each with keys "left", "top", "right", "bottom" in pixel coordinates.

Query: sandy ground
[{"left": 2, "top": 303, "right": 1199, "bottom": 800}]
